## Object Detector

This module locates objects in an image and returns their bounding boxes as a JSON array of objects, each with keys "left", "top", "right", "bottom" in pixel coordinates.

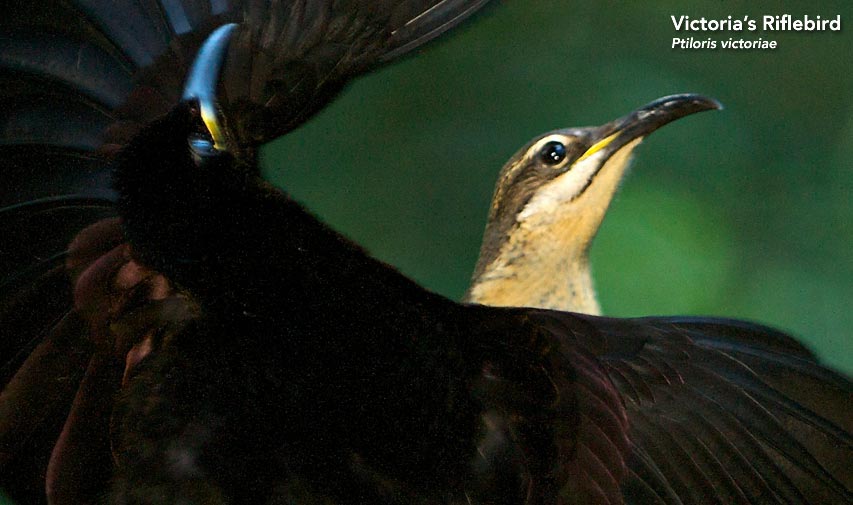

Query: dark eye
[
  {"left": 538, "top": 141, "right": 567, "bottom": 165},
  {"left": 188, "top": 134, "right": 220, "bottom": 165},
  {"left": 189, "top": 135, "right": 216, "bottom": 153}
]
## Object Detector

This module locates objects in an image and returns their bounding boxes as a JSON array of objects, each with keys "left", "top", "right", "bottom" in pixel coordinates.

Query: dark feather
[
  {"left": 1, "top": 2, "right": 850, "bottom": 505},
  {"left": 0, "top": 2, "right": 497, "bottom": 502},
  {"left": 533, "top": 311, "right": 853, "bottom": 504},
  {"left": 0, "top": 0, "right": 497, "bottom": 176}
]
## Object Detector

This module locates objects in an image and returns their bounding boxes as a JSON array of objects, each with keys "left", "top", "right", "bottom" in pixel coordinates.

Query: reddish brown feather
[
  {"left": 1, "top": 217, "right": 183, "bottom": 501},
  {"left": 46, "top": 352, "right": 124, "bottom": 505},
  {"left": 0, "top": 313, "right": 90, "bottom": 468}
]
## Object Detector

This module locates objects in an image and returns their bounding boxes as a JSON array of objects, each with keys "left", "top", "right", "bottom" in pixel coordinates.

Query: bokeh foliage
[{"left": 263, "top": 0, "right": 852, "bottom": 372}]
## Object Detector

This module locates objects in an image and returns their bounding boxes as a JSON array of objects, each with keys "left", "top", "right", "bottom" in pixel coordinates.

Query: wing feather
[{"left": 532, "top": 311, "right": 853, "bottom": 504}]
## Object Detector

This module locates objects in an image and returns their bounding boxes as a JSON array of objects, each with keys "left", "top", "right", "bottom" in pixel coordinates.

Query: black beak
[
  {"left": 182, "top": 23, "right": 239, "bottom": 153},
  {"left": 587, "top": 94, "right": 722, "bottom": 159}
]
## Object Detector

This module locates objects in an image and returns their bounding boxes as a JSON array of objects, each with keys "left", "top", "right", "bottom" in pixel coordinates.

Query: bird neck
[
  {"left": 114, "top": 141, "right": 480, "bottom": 374},
  {"left": 109, "top": 122, "right": 446, "bottom": 328},
  {"left": 126, "top": 174, "right": 455, "bottom": 332},
  {"left": 466, "top": 222, "right": 602, "bottom": 314},
  {"left": 466, "top": 146, "right": 638, "bottom": 315},
  {"left": 116, "top": 159, "right": 493, "bottom": 487},
  {"left": 110, "top": 118, "right": 562, "bottom": 498}
]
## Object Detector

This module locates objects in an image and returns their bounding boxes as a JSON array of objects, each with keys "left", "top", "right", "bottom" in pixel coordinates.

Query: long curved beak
[
  {"left": 182, "top": 23, "right": 239, "bottom": 151},
  {"left": 579, "top": 94, "right": 722, "bottom": 161}
]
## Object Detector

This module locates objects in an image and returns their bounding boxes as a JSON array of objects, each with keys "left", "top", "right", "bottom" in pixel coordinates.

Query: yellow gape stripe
[
  {"left": 200, "top": 101, "right": 227, "bottom": 150},
  {"left": 577, "top": 132, "right": 619, "bottom": 162}
]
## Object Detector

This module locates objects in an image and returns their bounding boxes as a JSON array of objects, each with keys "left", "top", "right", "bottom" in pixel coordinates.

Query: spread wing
[
  {"left": 0, "top": 0, "right": 496, "bottom": 197},
  {"left": 533, "top": 311, "right": 853, "bottom": 505},
  {"left": 0, "top": 1, "right": 496, "bottom": 502},
  {"left": 0, "top": 198, "right": 116, "bottom": 502}
]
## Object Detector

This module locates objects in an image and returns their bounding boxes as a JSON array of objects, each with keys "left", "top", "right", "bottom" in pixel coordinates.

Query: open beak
[
  {"left": 578, "top": 94, "right": 722, "bottom": 162},
  {"left": 182, "top": 23, "right": 239, "bottom": 152}
]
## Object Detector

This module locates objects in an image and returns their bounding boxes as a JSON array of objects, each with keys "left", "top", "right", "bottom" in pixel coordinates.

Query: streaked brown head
[{"left": 466, "top": 94, "right": 721, "bottom": 314}]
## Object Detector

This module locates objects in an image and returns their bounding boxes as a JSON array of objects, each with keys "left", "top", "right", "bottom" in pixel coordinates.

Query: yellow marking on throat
[
  {"left": 200, "top": 102, "right": 227, "bottom": 150},
  {"left": 577, "top": 132, "right": 619, "bottom": 162}
]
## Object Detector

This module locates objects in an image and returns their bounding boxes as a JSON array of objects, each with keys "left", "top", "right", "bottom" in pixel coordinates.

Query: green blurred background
[{"left": 263, "top": 0, "right": 852, "bottom": 373}]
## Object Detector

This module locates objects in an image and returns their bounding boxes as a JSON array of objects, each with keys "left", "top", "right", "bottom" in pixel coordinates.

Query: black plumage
[
  {"left": 1, "top": 1, "right": 852, "bottom": 504},
  {"left": 0, "top": 1, "right": 498, "bottom": 503},
  {"left": 0, "top": 0, "right": 494, "bottom": 206}
]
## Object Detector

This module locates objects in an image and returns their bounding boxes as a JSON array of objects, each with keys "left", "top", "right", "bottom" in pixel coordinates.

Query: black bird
[
  {"left": 115, "top": 84, "right": 853, "bottom": 503},
  {"left": 1, "top": 5, "right": 852, "bottom": 505},
  {"left": 0, "top": 1, "right": 497, "bottom": 503}
]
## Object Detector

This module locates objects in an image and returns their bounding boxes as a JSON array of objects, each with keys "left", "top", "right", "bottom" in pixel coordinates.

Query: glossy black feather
[
  {"left": 0, "top": 2, "right": 499, "bottom": 502},
  {"left": 0, "top": 0, "right": 498, "bottom": 191},
  {"left": 97, "top": 105, "right": 853, "bottom": 502},
  {"left": 1, "top": 1, "right": 851, "bottom": 504},
  {"left": 547, "top": 312, "right": 853, "bottom": 504},
  {"left": 1, "top": 111, "right": 851, "bottom": 503},
  {"left": 0, "top": 198, "right": 114, "bottom": 373}
]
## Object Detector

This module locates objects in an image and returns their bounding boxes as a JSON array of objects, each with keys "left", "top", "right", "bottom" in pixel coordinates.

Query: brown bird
[
  {"left": 109, "top": 89, "right": 853, "bottom": 503},
  {"left": 465, "top": 99, "right": 714, "bottom": 315},
  {"left": 0, "top": 4, "right": 851, "bottom": 505}
]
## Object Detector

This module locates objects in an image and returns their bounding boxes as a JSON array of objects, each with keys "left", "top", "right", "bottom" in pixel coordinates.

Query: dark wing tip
[{"left": 382, "top": 0, "right": 497, "bottom": 62}]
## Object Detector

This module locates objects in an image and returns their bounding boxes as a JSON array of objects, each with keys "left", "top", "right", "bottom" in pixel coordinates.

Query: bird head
[
  {"left": 115, "top": 23, "right": 242, "bottom": 175},
  {"left": 468, "top": 94, "right": 721, "bottom": 312},
  {"left": 112, "top": 24, "right": 253, "bottom": 277},
  {"left": 181, "top": 23, "right": 240, "bottom": 161}
]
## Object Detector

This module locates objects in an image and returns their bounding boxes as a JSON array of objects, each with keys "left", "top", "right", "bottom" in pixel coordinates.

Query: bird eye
[
  {"left": 188, "top": 135, "right": 220, "bottom": 164},
  {"left": 538, "top": 141, "right": 567, "bottom": 165},
  {"left": 189, "top": 135, "right": 217, "bottom": 153},
  {"left": 189, "top": 137, "right": 214, "bottom": 152}
]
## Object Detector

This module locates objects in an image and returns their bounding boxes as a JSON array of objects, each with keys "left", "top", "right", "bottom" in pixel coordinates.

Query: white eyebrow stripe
[
  {"left": 517, "top": 150, "right": 606, "bottom": 221},
  {"left": 525, "top": 134, "right": 575, "bottom": 161}
]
